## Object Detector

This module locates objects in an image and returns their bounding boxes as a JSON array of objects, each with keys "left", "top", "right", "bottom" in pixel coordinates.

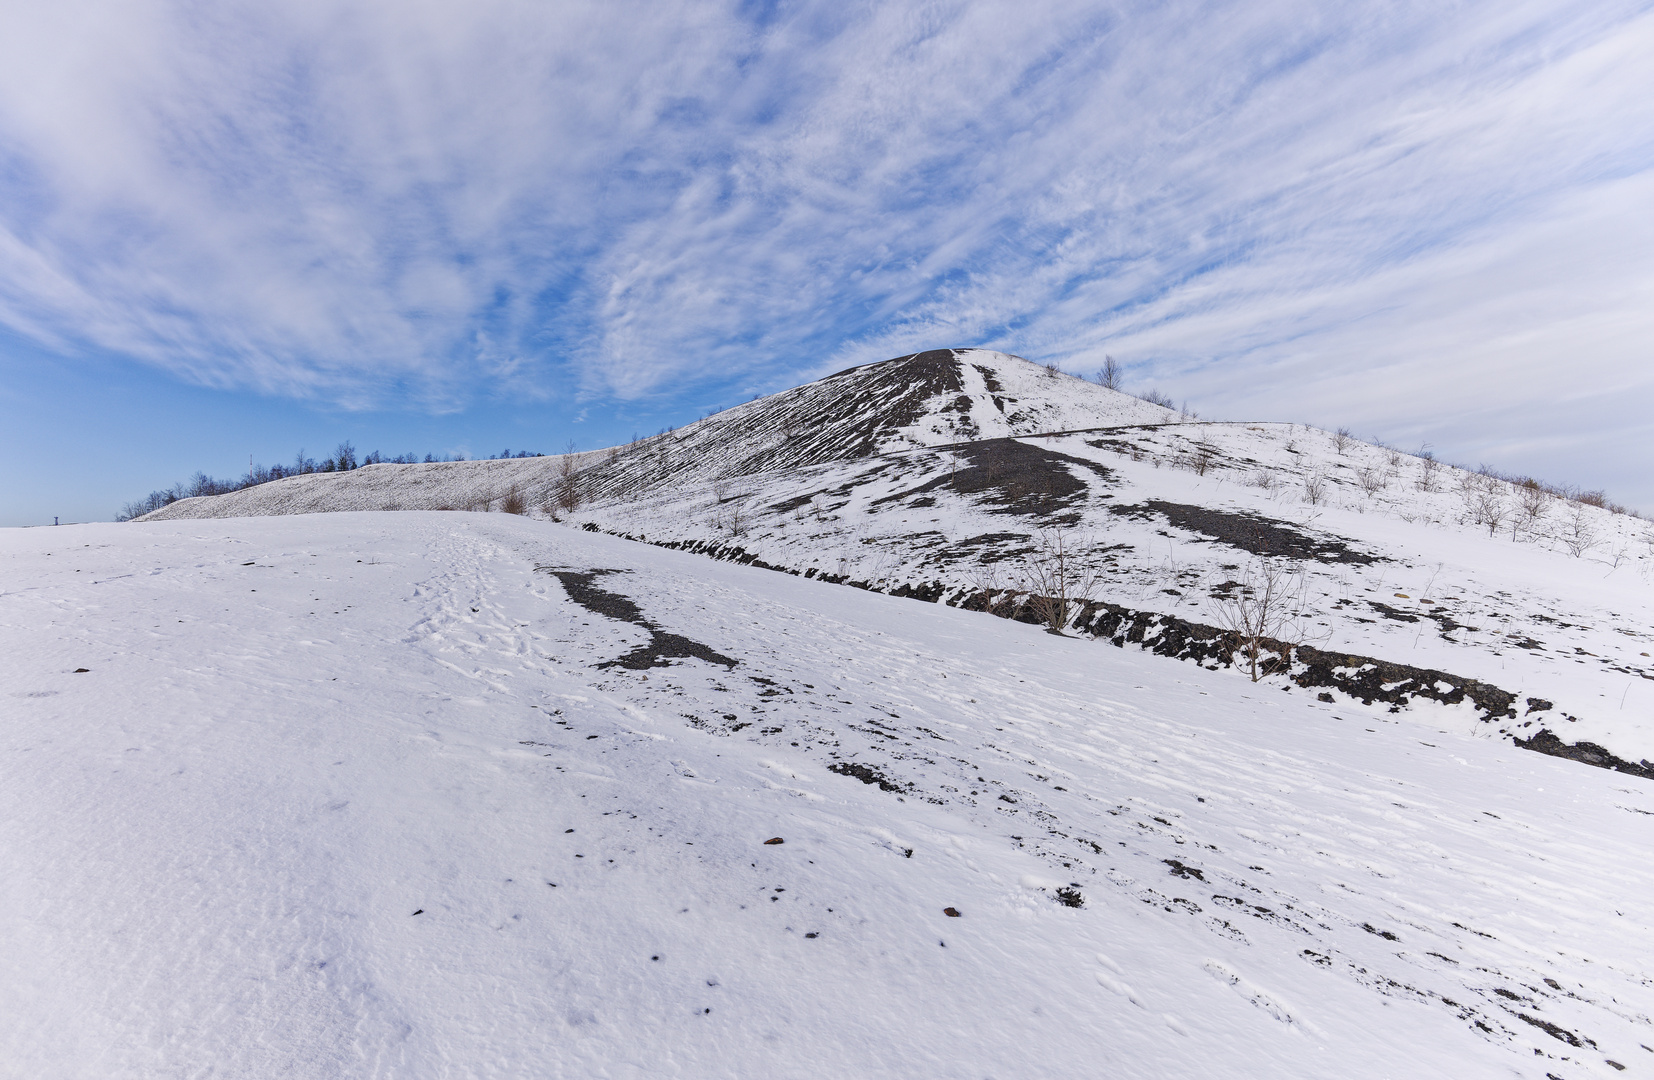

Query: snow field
[{"left": 2, "top": 512, "right": 1650, "bottom": 1078}]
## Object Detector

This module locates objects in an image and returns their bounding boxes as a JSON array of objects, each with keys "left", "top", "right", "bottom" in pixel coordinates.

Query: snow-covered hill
[
  {"left": 141, "top": 348, "right": 1654, "bottom": 776},
  {"left": 4, "top": 513, "right": 1650, "bottom": 1077}
]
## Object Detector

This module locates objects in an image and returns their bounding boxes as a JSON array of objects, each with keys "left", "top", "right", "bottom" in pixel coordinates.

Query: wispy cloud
[{"left": 0, "top": 0, "right": 1650, "bottom": 488}]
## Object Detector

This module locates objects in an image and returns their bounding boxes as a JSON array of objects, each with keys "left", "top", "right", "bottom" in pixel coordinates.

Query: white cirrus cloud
[{"left": 0, "top": 0, "right": 1650, "bottom": 501}]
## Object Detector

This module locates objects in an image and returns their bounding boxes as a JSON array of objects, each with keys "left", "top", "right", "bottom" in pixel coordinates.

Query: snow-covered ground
[
  {"left": 574, "top": 418, "right": 1654, "bottom": 763},
  {"left": 137, "top": 351, "right": 1654, "bottom": 770},
  {"left": 4, "top": 512, "right": 1651, "bottom": 1078}
]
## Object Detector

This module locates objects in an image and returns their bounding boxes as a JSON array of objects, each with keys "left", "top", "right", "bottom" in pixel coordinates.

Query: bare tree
[
  {"left": 1094, "top": 355, "right": 1122, "bottom": 390},
  {"left": 1301, "top": 471, "right": 1328, "bottom": 506},
  {"left": 1355, "top": 466, "right": 1387, "bottom": 497},
  {"left": 1207, "top": 559, "right": 1311, "bottom": 682},
  {"left": 1017, "top": 529, "right": 1101, "bottom": 631},
  {"left": 1331, "top": 427, "right": 1352, "bottom": 455}
]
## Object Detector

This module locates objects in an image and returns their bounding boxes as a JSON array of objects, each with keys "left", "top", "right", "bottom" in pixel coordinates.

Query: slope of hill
[
  {"left": 141, "top": 348, "right": 1654, "bottom": 775},
  {"left": 137, "top": 349, "right": 1176, "bottom": 519},
  {"left": 5, "top": 513, "right": 1650, "bottom": 1077}
]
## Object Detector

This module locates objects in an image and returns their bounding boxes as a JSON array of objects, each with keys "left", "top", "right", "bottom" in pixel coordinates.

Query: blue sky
[{"left": 1, "top": 0, "right": 1651, "bottom": 525}]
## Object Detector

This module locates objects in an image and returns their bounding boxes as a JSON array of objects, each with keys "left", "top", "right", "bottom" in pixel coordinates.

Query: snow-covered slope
[
  {"left": 139, "top": 348, "right": 1654, "bottom": 774},
  {"left": 139, "top": 350, "right": 1175, "bottom": 521},
  {"left": 4, "top": 513, "right": 1650, "bottom": 1078}
]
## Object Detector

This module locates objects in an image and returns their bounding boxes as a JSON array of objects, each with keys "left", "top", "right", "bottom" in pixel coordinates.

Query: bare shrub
[
  {"left": 1207, "top": 559, "right": 1311, "bottom": 682},
  {"left": 1355, "top": 466, "right": 1387, "bottom": 497},
  {"left": 1332, "top": 427, "right": 1352, "bottom": 455},
  {"left": 1301, "top": 471, "right": 1328, "bottom": 506},
  {"left": 501, "top": 487, "right": 527, "bottom": 515},
  {"left": 1188, "top": 442, "right": 1218, "bottom": 476},
  {"left": 1017, "top": 529, "right": 1101, "bottom": 631},
  {"left": 1251, "top": 469, "right": 1279, "bottom": 492},
  {"left": 1139, "top": 388, "right": 1176, "bottom": 409},
  {"left": 1462, "top": 475, "right": 1506, "bottom": 536},
  {"left": 1416, "top": 452, "right": 1441, "bottom": 492},
  {"left": 1559, "top": 502, "right": 1598, "bottom": 557},
  {"left": 1514, "top": 479, "right": 1550, "bottom": 538},
  {"left": 966, "top": 561, "right": 1014, "bottom": 617}
]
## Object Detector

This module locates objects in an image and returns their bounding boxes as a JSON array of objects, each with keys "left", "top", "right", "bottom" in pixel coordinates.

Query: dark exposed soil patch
[
  {"left": 972, "top": 364, "right": 1005, "bottom": 394},
  {"left": 539, "top": 568, "right": 737, "bottom": 670},
  {"left": 579, "top": 350, "right": 973, "bottom": 504},
  {"left": 804, "top": 348, "right": 970, "bottom": 457},
  {"left": 1109, "top": 500, "right": 1378, "bottom": 565},
  {"left": 545, "top": 568, "right": 647, "bottom": 623},
  {"left": 873, "top": 438, "right": 1111, "bottom": 519}
]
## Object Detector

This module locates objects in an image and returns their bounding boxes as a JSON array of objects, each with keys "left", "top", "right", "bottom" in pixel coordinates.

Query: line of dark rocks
[{"left": 583, "top": 524, "right": 1654, "bottom": 782}]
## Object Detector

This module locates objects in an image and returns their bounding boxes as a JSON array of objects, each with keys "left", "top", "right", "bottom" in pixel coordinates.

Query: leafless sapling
[
  {"left": 1017, "top": 529, "right": 1101, "bottom": 632},
  {"left": 1206, "top": 558, "right": 1310, "bottom": 682},
  {"left": 555, "top": 440, "right": 582, "bottom": 511}
]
